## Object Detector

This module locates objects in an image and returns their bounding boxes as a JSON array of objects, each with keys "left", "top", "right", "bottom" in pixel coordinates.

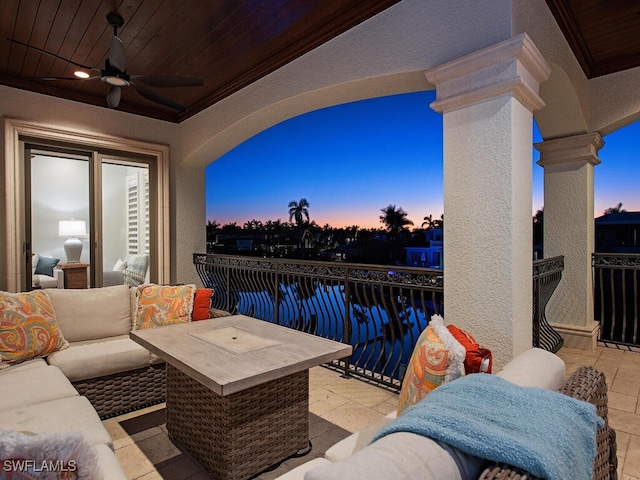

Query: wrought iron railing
[
  {"left": 194, "top": 253, "right": 566, "bottom": 390},
  {"left": 532, "top": 256, "right": 565, "bottom": 353},
  {"left": 593, "top": 253, "right": 640, "bottom": 349},
  {"left": 194, "top": 254, "right": 443, "bottom": 390}
]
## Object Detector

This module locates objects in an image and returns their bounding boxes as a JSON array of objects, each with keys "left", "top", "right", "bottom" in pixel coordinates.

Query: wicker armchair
[{"left": 479, "top": 366, "right": 618, "bottom": 480}]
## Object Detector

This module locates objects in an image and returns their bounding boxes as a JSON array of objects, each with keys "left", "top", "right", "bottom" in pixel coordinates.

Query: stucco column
[
  {"left": 535, "top": 133, "right": 603, "bottom": 350},
  {"left": 426, "top": 34, "right": 550, "bottom": 368}
]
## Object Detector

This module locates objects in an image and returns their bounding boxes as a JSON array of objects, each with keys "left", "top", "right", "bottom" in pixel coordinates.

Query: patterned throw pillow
[
  {"left": 397, "top": 315, "right": 466, "bottom": 415},
  {"left": 134, "top": 284, "right": 196, "bottom": 330},
  {"left": 0, "top": 290, "right": 68, "bottom": 368},
  {"left": 192, "top": 288, "right": 214, "bottom": 321}
]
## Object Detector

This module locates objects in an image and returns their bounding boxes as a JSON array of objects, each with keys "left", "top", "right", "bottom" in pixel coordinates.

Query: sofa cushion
[
  {"left": 0, "top": 365, "right": 78, "bottom": 410},
  {"left": 0, "top": 429, "right": 99, "bottom": 480},
  {"left": 46, "top": 285, "right": 132, "bottom": 342},
  {"left": 94, "top": 444, "right": 128, "bottom": 480},
  {"left": 133, "top": 284, "right": 196, "bottom": 330},
  {"left": 324, "top": 411, "right": 396, "bottom": 462},
  {"left": 47, "top": 337, "right": 151, "bottom": 382},
  {"left": 0, "top": 290, "right": 68, "bottom": 368},
  {"left": 0, "top": 357, "right": 48, "bottom": 376},
  {"left": 276, "top": 458, "right": 333, "bottom": 480},
  {"left": 306, "top": 432, "right": 473, "bottom": 480},
  {"left": 396, "top": 315, "right": 465, "bottom": 415},
  {"left": 0, "top": 396, "right": 112, "bottom": 448},
  {"left": 496, "top": 347, "right": 565, "bottom": 390}
]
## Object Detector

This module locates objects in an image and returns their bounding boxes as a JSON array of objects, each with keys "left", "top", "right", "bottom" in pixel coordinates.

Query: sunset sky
[{"left": 205, "top": 91, "right": 640, "bottom": 229}]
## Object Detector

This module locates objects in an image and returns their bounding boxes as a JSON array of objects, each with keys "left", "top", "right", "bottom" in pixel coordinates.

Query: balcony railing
[
  {"left": 593, "top": 253, "right": 640, "bottom": 348},
  {"left": 194, "top": 253, "right": 564, "bottom": 390},
  {"left": 532, "top": 255, "right": 565, "bottom": 353}
]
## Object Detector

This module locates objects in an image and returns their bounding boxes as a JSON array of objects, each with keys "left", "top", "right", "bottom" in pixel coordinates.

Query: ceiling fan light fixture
[
  {"left": 74, "top": 70, "right": 90, "bottom": 79},
  {"left": 102, "top": 75, "right": 130, "bottom": 87}
]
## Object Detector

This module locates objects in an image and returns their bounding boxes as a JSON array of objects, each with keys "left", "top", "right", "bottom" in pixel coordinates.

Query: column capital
[
  {"left": 535, "top": 132, "right": 604, "bottom": 168},
  {"left": 425, "top": 33, "right": 551, "bottom": 114}
]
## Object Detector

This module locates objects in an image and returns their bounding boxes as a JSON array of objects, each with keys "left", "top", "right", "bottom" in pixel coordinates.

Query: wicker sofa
[
  {"left": 278, "top": 348, "right": 617, "bottom": 480},
  {"left": 0, "top": 284, "right": 202, "bottom": 478}
]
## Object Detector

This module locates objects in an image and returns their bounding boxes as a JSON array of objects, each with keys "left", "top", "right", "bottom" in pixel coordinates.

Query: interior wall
[{"left": 31, "top": 155, "right": 89, "bottom": 264}]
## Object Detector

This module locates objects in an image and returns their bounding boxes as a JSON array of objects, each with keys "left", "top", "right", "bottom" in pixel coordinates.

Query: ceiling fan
[{"left": 7, "top": 12, "right": 203, "bottom": 111}]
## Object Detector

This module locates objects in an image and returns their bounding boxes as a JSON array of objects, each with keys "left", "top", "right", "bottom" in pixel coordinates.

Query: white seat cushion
[
  {"left": 0, "top": 358, "right": 48, "bottom": 376},
  {"left": 0, "top": 365, "right": 78, "bottom": 410},
  {"left": 306, "top": 432, "right": 467, "bottom": 480},
  {"left": 0, "top": 396, "right": 112, "bottom": 448},
  {"left": 276, "top": 458, "right": 333, "bottom": 480},
  {"left": 496, "top": 347, "right": 566, "bottom": 390},
  {"left": 47, "top": 337, "right": 151, "bottom": 382},
  {"left": 46, "top": 285, "right": 132, "bottom": 342},
  {"left": 94, "top": 444, "right": 128, "bottom": 479},
  {"left": 324, "top": 411, "right": 396, "bottom": 462}
]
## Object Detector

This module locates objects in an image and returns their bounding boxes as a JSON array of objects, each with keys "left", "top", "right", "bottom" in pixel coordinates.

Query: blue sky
[{"left": 206, "top": 91, "right": 639, "bottom": 229}]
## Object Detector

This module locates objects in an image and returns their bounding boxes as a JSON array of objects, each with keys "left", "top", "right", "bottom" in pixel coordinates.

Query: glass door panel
[
  {"left": 28, "top": 150, "right": 90, "bottom": 290},
  {"left": 101, "top": 161, "right": 150, "bottom": 286}
]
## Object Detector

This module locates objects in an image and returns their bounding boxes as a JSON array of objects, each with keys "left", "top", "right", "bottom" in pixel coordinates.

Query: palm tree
[
  {"left": 206, "top": 220, "right": 219, "bottom": 243},
  {"left": 288, "top": 198, "right": 311, "bottom": 257},
  {"left": 604, "top": 202, "right": 626, "bottom": 214},
  {"left": 379, "top": 204, "right": 413, "bottom": 240},
  {"left": 421, "top": 214, "right": 433, "bottom": 229}
]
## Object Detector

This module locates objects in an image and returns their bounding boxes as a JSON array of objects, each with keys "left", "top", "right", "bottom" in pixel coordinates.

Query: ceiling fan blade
[
  {"left": 109, "top": 35, "right": 127, "bottom": 72},
  {"left": 6, "top": 37, "right": 97, "bottom": 71},
  {"left": 131, "top": 75, "right": 203, "bottom": 88},
  {"left": 106, "top": 86, "right": 121, "bottom": 108},
  {"left": 132, "top": 82, "right": 187, "bottom": 111},
  {"left": 37, "top": 75, "right": 101, "bottom": 81}
]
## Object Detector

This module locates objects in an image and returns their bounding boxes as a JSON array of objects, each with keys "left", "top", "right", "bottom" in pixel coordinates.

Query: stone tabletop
[{"left": 130, "top": 315, "right": 352, "bottom": 396}]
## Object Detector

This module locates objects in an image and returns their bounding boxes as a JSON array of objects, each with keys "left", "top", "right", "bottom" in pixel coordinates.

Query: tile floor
[{"left": 104, "top": 346, "right": 640, "bottom": 479}]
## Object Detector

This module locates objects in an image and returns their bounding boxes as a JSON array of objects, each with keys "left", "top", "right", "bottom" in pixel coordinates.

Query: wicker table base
[{"left": 166, "top": 364, "right": 309, "bottom": 480}]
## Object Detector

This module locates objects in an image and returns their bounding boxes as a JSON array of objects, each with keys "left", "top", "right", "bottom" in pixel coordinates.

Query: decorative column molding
[
  {"left": 535, "top": 132, "right": 603, "bottom": 168},
  {"left": 426, "top": 33, "right": 551, "bottom": 114}
]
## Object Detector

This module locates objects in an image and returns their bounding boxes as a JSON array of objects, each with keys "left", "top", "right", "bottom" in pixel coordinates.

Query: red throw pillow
[
  {"left": 446, "top": 325, "right": 492, "bottom": 374},
  {"left": 192, "top": 288, "right": 214, "bottom": 321}
]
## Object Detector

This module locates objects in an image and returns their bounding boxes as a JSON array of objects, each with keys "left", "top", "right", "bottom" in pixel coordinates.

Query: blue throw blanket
[{"left": 373, "top": 374, "right": 604, "bottom": 480}]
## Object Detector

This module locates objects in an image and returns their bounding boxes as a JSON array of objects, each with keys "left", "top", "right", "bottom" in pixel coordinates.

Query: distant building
[
  {"left": 405, "top": 228, "right": 444, "bottom": 268},
  {"left": 595, "top": 212, "right": 640, "bottom": 253}
]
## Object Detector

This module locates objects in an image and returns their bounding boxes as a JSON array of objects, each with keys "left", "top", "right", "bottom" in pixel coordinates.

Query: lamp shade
[{"left": 59, "top": 220, "right": 86, "bottom": 237}]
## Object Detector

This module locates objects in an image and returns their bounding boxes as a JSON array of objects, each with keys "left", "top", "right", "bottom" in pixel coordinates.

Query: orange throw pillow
[
  {"left": 446, "top": 325, "right": 492, "bottom": 374},
  {"left": 192, "top": 288, "right": 214, "bottom": 321}
]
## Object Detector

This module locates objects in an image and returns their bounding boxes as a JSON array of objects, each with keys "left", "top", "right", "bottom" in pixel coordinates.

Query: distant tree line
[{"left": 207, "top": 199, "right": 628, "bottom": 264}]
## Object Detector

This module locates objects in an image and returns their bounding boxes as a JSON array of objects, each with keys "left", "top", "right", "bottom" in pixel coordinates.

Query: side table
[{"left": 58, "top": 263, "right": 89, "bottom": 289}]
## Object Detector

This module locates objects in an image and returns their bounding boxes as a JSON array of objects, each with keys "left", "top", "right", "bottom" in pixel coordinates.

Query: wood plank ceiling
[
  {"left": 0, "top": 0, "right": 400, "bottom": 122},
  {"left": 544, "top": 0, "right": 640, "bottom": 78},
  {"left": 1, "top": 1, "right": 639, "bottom": 123}
]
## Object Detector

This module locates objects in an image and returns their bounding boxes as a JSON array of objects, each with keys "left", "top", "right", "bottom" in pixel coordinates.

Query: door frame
[{"left": 2, "top": 118, "right": 170, "bottom": 292}]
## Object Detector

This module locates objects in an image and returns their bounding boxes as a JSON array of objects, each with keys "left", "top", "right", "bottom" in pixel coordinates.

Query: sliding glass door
[
  {"left": 101, "top": 159, "right": 152, "bottom": 287},
  {"left": 24, "top": 144, "right": 155, "bottom": 290}
]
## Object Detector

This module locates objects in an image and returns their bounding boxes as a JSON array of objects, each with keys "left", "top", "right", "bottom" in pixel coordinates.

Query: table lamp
[{"left": 59, "top": 219, "right": 86, "bottom": 263}]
